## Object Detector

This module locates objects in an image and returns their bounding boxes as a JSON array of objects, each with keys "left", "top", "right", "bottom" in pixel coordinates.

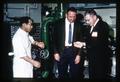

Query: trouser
[
  {"left": 88, "top": 56, "right": 111, "bottom": 79},
  {"left": 56, "top": 47, "right": 84, "bottom": 79}
]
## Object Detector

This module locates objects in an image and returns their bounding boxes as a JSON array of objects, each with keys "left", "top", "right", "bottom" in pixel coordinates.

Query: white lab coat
[{"left": 12, "top": 28, "right": 34, "bottom": 78}]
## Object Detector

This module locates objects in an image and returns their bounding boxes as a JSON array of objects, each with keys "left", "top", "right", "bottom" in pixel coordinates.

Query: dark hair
[
  {"left": 97, "top": 15, "right": 102, "bottom": 20},
  {"left": 20, "top": 16, "right": 33, "bottom": 26},
  {"left": 67, "top": 7, "right": 77, "bottom": 13},
  {"left": 84, "top": 9, "right": 97, "bottom": 16},
  {"left": 76, "top": 13, "right": 84, "bottom": 21}
]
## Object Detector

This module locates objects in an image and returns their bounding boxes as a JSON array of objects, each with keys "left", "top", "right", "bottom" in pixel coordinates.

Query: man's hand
[
  {"left": 32, "top": 60, "right": 41, "bottom": 68},
  {"left": 54, "top": 53, "right": 60, "bottom": 61},
  {"left": 20, "top": 56, "right": 41, "bottom": 68},
  {"left": 34, "top": 41, "right": 45, "bottom": 49},
  {"left": 74, "top": 41, "right": 85, "bottom": 48},
  {"left": 37, "top": 42, "right": 45, "bottom": 49},
  {"left": 74, "top": 55, "right": 80, "bottom": 64}
]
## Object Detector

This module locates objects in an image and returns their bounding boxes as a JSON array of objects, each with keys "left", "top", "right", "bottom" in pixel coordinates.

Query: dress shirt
[
  {"left": 65, "top": 18, "right": 74, "bottom": 46},
  {"left": 90, "top": 18, "right": 99, "bottom": 33}
]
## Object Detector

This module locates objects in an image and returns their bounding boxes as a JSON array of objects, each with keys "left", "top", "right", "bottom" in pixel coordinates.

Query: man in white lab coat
[{"left": 12, "top": 16, "right": 45, "bottom": 78}]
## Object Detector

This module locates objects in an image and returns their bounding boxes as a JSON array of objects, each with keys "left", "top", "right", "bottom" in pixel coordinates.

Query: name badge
[{"left": 91, "top": 32, "right": 98, "bottom": 37}]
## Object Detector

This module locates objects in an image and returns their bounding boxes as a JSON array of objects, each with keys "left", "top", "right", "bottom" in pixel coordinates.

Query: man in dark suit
[
  {"left": 84, "top": 9, "right": 112, "bottom": 79},
  {"left": 53, "top": 7, "right": 85, "bottom": 79}
]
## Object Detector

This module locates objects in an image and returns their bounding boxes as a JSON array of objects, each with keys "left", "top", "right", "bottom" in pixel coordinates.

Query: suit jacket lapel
[
  {"left": 61, "top": 19, "right": 65, "bottom": 46},
  {"left": 91, "top": 19, "right": 100, "bottom": 34},
  {"left": 73, "top": 22, "right": 76, "bottom": 42}
]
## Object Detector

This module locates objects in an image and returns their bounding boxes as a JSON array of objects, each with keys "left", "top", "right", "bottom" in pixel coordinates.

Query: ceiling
[{"left": 69, "top": 3, "right": 116, "bottom": 9}]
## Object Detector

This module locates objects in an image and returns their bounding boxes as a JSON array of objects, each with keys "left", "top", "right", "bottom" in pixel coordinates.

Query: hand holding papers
[{"left": 74, "top": 41, "right": 86, "bottom": 48}]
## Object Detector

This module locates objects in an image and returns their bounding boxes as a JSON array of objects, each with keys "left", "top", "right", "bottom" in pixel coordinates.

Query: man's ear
[
  {"left": 22, "top": 23, "right": 26, "bottom": 27},
  {"left": 93, "top": 15, "right": 97, "bottom": 20},
  {"left": 65, "top": 13, "right": 67, "bottom": 18}
]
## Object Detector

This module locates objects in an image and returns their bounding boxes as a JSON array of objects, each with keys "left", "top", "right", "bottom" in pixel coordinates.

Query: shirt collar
[
  {"left": 65, "top": 18, "right": 74, "bottom": 25},
  {"left": 93, "top": 18, "right": 99, "bottom": 27}
]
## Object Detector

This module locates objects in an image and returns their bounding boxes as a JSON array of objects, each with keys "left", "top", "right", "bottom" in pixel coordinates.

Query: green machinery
[
  {"left": 41, "top": 4, "right": 64, "bottom": 51},
  {"left": 40, "top": 3, "right": 65, "bottom": 78}
]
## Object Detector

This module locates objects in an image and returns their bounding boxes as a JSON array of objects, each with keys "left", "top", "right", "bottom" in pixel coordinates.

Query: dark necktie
[{"left": 68, "top": 23, "right": 72, "bottom": 44}]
